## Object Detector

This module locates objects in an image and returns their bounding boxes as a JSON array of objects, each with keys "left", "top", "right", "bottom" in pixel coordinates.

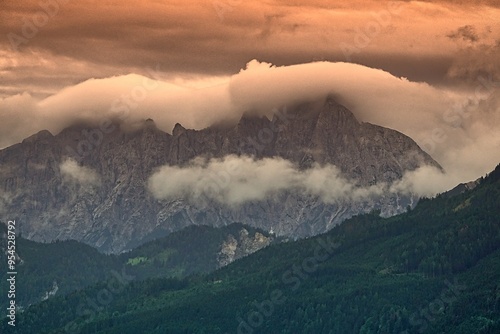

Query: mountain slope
[
  {"left": 6, "top": 164, "right": 499, "bottom": 334},
  {"left": 119, "top": 223, "right": 274, "bottom": 280},
  {"left": 0, "top": 224, "right": 120, "bottom": 311},
  {"left": 0, "top": 96, "right": 440, "bottom": 252},
  {"left": 0, "top": 223, "right": 273, "bottom": 311}
]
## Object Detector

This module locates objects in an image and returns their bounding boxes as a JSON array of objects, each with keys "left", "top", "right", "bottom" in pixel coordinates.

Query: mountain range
[{"left": 0, "top": 96, "right": 440, "bottom": 253}]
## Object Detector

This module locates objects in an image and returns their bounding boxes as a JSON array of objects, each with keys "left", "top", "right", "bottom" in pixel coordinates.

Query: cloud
[
  {"left": 445, "top": 23, "right": 500, "bottom": 82},
  {"left": 447, "top": 25, "right": 479, "bottom": 43},
  {"left": 0, "top": 0, "right": 498, "bottom": 97},
  {"left": 147, "top": 155, "right": 461, "bottom": 206},
  {"left": 1, "top": 60, "right": 499, "bottom": 187},
  {"left": 227, "top": 61, "right": 500, "bottom": 184},
  {"left": 447, "top": 42, "right": 500, "bottom": 82},
  {"left": 0, "top": 93, "right": 43, "bottom": 147},
  {"left": 0, "top": 191, "right": 14, "bottom": 213},
  {"left": 59, "top": 158, "right": 100, "bottom": 186},
  {"left": 390, "top": 165, "right": 459, "bottom": 197},
  {"left": 148, "top": 155, "right": 385, "bottom": 206}
]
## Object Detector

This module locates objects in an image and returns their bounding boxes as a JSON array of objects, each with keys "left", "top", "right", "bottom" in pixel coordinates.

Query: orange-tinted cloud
[{"left": 1, "top": 0, "right": 499, "bottom": 97}]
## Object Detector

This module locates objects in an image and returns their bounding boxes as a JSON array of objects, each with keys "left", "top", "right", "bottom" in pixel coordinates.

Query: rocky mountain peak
[
  {"left": 0, "top": 95, "right": 443, "bottom": 253},
  {"left": 22, "top": 130, "right": 54, "bottom": 144},
  {"left": 172, "top": 123, "right": 187, "bottom": 137},
  {"left": 144, "top": 118, "right": 157, "bottom": 129},
  {"left": 235, "top": 113, "right": 272, "bottom": 135},
  {"left": 319, "top": 97, "right": 359, "bottom": 127}
]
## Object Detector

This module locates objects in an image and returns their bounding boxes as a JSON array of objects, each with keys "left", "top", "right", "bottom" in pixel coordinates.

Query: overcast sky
[
  {"left": 1, "top": 0, "right": 499, "bottom": 188},
  {"left": 1, "top": 0, "right": 499, "bottom": 97}
]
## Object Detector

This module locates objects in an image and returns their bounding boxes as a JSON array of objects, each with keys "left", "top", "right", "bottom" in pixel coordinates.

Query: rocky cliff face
[
  {"left": 0, "top": 97, "right": 441, "bottom": 253},
  {"left": 217, "top": 228, "right": 273, "bottom": 268}
]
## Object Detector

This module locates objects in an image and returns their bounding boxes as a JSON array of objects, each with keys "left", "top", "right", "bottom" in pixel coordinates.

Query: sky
[
  {"left": 1, "top": 0, "right": 499, "bottom": 97},
  {"left": 1, "top": 0, "right": 500, "bottom": 198}
]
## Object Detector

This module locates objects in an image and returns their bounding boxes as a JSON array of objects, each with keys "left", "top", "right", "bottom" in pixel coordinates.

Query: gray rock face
[
  {"left": 216, "top": 228, "right": 273, "bottom": 268},
  {"left": 0, "top": 97, "right": 441, "bottom": 253}
]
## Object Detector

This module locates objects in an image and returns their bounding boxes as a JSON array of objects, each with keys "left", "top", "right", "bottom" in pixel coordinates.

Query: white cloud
[
  {"left": 390, "top": 165, "right": 459, "bottom": 197},
  {"left": 148, "top": 155, "right": 444, "bottom": 206},
  {"left": 60, "top": 158, "right": 100, "bottom": 186},
  {"left": 1, "top": 60, "right": 499, "bottom": 188}
]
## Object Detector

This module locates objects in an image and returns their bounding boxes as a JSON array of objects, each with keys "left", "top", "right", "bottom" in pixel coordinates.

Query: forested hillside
[{"left": 0, "top": 223, "right": 272, "bottom": 311}]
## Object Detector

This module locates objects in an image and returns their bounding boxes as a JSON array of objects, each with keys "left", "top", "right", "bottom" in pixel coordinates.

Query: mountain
[
  {"left": 6, "top": 163, "right": 499, "bottom": 334},
  {"left": 119, "top": 223, "right": 274, "bottom": 280},
  {"left": 0, "top": 223, "right": 119, "bottom": 311},
  {"left": 0, "top": 96, "right": 441, "bottom": 253},
  {"left": 444, "top": 179, "right": 480, "bottom": 197},
  {"left": 0, "top": 222, "right": 273, "bottom": 310}
]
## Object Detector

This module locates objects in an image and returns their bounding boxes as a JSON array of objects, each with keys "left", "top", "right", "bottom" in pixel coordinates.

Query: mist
[
  {"left": 147, "top": 155, "right": 462, "bottom": 206},
  {"left": 148, "top": 155, "right": 383, "bottom": 206},
  {"left": 60, "top": 158, "right": 100, "bottom": 187},
  {"left": 1, "top": 60, "right": 499, "bottom": 189}
]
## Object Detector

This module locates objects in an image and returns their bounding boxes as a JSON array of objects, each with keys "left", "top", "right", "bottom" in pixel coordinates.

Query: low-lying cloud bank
[
  {"left": 2, "top": 60, "right": 499, "bottom": 187},
  {"left": 148, "top": 156, "right": 456, "bottom": 206}
]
